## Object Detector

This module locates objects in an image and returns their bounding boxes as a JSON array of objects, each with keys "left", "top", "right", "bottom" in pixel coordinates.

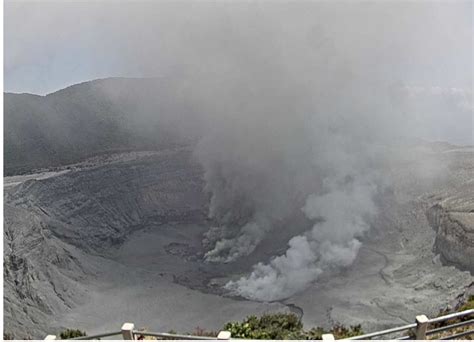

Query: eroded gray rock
[
  {"left": 427, "top": 191, "right": 474, "bottom": 273},
  {"left": 4, "top": 149, "right": 207, "bottom": 338}
]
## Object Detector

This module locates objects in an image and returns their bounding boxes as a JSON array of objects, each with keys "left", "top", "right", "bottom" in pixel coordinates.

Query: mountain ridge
[{"left": 4, "top": 77, "right": 190, "bottom": 175}]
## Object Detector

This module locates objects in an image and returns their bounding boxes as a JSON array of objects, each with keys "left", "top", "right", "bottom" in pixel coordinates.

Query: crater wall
[
  {"left": 4, "top": 149, "right": 208, "bottom": 338},
  {"left": 427, "top": 192, "right": 474, "bottom": 273}
]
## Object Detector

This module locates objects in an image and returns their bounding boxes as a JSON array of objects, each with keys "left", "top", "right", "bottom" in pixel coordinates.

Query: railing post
[
  {"left": 121, "top": 322, "right": 135, "bottom": 340},
  {"left": 415, "top": 315, "right": 429, "bottom": 340},
  {"left": 44, "top": 335, "right": 57, "bottom": 340},
  {"left": 322, "top": 333, "right": 335, "bottom": 340},
  {"left": 217, "top": 331, "right": 231, "bottom": 340}
]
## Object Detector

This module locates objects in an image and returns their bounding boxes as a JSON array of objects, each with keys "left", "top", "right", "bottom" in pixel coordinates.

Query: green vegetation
[
  {"left": 223, "top": 313, "right": 363, "bottom": 340},
  {"left": 224, "top": 313, "right": 303, "bottom": 339},
  {"left": 3, "top": 332, "right": 15, "bottom": 340},
  {"left": 458, "top": 295, "right": 474, "bottom": 311},
  {"left": 59, "top": 329, "right": 87, "bottom": 339}
]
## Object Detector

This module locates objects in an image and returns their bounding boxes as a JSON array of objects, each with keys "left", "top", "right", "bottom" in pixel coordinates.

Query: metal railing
[
  {"left": 45, "top": 309, "right": 473, "bottom": 340},
  {"left": 45, "top": 323, "right": 231, "bottom": 340},
  {"left": 342, "top": 323, "right": 417, "bottom": 340},
  {"left": 132, "top": 331, "right": 218, "bottom": 340},
  {"left": 326, "top": 308, "right": 474, "bottom": 340},
  {"left": 70, "top": 331, "right": 122, "bottom": 340}
]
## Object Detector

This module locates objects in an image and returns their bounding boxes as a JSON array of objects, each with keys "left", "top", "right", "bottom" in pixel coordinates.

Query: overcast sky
[{"left": 5, "top": 0, "right": 473, "bottom": 95}]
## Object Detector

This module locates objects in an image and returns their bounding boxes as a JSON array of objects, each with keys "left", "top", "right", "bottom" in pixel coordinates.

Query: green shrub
[
  {"left": 306, "top": 326, "right": 326, "bottom": 340},
  {"left": 3, "top": 332, "right": 14, "bottom": 340},
  {"left": 223, "top": 313, "right": 363, "bottom": 340},
  {"left": 329, "top": 324, "right": 364, "bottom": 339},
  {"left": 224, "top": 313, "right": 303, "bottom": 339},
  {"left": 59, "top": 329, "right": 87, "bottom": 339},
  {"left": 459, "top": 295, "right": 474, "bottom": 311}
]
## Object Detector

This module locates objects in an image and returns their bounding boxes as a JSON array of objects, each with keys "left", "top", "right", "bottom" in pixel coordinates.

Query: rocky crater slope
[
  {"left": 426, "top": 150, "right": 474, "bottom": 273},
  {"left": 4, "top": 148, "right": 207, "bottom": 337},
  {"left": 4, "top": 149, "right": 288, "bottom": 338},
  {"left": 431, "top": 199, "right": 474, "bottom": 272}
]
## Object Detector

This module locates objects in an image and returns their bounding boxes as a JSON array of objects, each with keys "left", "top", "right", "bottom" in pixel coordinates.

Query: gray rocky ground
[{"left": 4, "top": 145, "right": 473, "bottom": 339}]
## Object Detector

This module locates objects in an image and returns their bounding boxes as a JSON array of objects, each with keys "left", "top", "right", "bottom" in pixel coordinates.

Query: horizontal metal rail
[
  {"left": 428, "top": 309, "right": 473, "bottom": 324},
  {"left": 345, "top": 308, "right": 473, "bottom": 340},
  {"left": 70, "top": 331, "right": 122, "bottom": 340},
  {"left": 346, "top": 323, "right": 416, "bottom": 340},
  {"left": 133, "top": 331, "right": 217, "bottom": 340},
  {"left": 426, "top": 318, "right": 474, "bottom": 335},
  {"left": 440, "top": 329, "right": 474, "bottom": 340},
  {"left": 397, "top": 335, "right": 412, "bottom": 340}
]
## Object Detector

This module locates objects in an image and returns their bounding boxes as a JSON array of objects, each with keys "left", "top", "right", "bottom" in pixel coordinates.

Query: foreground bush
[
  {"left": 459, "top": 295, "right": 474, "bottom": 311},
  {"left": 223, "top": 313, "right": 363, "bottom": 339},
  {"left": 224, "top": 313, "right": 303, "bottom": 339},
  {"left": 59, "top": 329, "right": 87, "bottom": 339}
]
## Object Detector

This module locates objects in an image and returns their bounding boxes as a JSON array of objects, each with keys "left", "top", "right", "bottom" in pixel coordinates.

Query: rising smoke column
[
  {"left": 194, "top": 107, "right": 319, "bottom": 263},
  {"left": 189, "top": 5, "right": 405, "bottom": 300}
]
